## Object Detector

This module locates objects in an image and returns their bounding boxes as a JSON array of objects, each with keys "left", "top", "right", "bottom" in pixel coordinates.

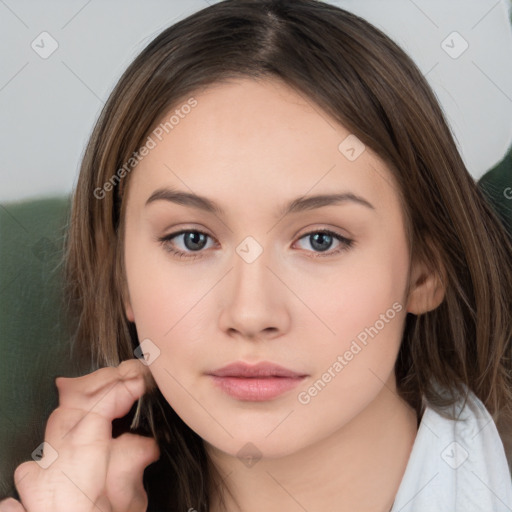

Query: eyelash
[{"left": 157, "top": 228, "right": 354, "bottom": 260}]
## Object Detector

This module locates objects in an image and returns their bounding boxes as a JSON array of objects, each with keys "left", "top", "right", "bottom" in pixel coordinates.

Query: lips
[
  {"left": 207, "top": 361, "right": 308, "bottom": 378},
  {"left": 207, "top": 361, "right": 308, "bottom": 401}
]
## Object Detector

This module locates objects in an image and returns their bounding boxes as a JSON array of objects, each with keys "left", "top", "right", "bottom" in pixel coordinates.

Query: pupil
[
  {"left": 185, "top": 232, "right": 206, "bottom": 251},
  {"left": 311, "top": 233, "right": 332, "bottom": 252}
]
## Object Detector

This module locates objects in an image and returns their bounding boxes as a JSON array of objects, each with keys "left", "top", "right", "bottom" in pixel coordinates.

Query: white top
[{"left": 390, "top": 387, "right": 512, "bottom": 511}]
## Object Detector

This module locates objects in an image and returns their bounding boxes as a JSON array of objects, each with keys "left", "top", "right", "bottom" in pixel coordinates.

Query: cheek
[
  {"left": 124, "top": 235, "right": 219, "bottom": 387},
  {"left": 124, "top": 233, "right": 206, "bottom": 338},
  {"left": 124, "top": 243, "right": 212, "bottom": 423},
  {"left": 297, "top": 232, "right": 410, "bottom": 397},
  {"left": 304, "top": 238, "right": 409, "bottom": 351}
]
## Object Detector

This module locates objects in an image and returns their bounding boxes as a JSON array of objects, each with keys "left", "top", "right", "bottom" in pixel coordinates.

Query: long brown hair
[{"left": 64, "top": 1, "right": 512, "bottom": 509}]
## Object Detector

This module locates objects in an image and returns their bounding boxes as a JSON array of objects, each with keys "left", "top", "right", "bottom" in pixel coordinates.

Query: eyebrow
[{"left": 145, "top": 187, "right": 375, "bottom": 217}]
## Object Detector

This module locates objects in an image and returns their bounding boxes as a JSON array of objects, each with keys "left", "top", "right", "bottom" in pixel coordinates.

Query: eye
[
  {"left": 293, "top": 229, "right": 354, "bottom": 258},
  {"left": 158, "top": 229, "right": 214, "bottom": 260},
  {"left": 158, "top": 228, "right": 354, "bottom": 260}
]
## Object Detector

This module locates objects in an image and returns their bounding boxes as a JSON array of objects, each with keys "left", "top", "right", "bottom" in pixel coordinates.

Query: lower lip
[{"left": 209, "top": 375, "right": 306, "bottom": 401}]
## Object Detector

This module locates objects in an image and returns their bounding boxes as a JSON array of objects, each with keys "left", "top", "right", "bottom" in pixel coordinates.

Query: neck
[{"left": 207, "top": 378, "right": 419, "bottom": 512}]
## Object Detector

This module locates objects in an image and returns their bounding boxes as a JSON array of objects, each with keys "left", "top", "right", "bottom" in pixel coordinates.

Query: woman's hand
[{"left": 0, "top": 359, "right": 160, "bottom": 512}]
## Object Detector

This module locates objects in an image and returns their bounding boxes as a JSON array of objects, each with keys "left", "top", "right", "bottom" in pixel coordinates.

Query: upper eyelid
[{"left": 160, "top": 226, "right": 350, "bottom": 239}]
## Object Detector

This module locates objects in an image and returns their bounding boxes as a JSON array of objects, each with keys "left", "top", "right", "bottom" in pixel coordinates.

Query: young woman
[{"left": 2, "top": 1, "right": 511, "bottom": 511}]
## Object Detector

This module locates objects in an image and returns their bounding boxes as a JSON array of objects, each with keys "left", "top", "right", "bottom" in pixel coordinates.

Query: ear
[{"left": 406, "top": 245, "right": 446, "bottom": 315}]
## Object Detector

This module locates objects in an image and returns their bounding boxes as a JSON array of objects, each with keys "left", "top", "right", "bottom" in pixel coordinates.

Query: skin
[{"left": 121, "top": 77, "right": 445, "bottom": 511}]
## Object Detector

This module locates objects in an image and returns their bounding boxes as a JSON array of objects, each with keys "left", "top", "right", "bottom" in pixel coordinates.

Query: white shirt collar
[{"left": 390, "top": 387, "right": 512, "bottom": 511}]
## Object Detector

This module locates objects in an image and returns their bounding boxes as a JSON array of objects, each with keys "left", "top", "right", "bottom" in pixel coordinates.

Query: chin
[{"left": 182, "top": 407, "right": 319, "bottom": 462}]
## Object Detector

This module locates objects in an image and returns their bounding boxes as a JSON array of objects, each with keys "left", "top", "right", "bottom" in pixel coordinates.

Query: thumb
[{"left": 0, "top": 498, "right": 27, "bottom": 512}]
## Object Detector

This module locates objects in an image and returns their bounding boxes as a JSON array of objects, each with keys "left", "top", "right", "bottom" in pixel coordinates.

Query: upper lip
[{"left": 207, "top": 361, "right": 308, "bottom": 378}]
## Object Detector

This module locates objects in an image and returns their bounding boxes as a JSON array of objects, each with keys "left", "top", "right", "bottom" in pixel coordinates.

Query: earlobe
[
  {"left": 121, "top": 281, "right": 135, "bottom": 322},
  {"left": 406, "top": 253, "right": 446, "bottom": 315},
  {"left": 124, "top": 299, "right": 135, "bottom": 322}
]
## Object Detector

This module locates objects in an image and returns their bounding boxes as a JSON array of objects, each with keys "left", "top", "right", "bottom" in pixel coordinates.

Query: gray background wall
[{"left": 1, "top": 0, "right": 512, "bottom": 203}]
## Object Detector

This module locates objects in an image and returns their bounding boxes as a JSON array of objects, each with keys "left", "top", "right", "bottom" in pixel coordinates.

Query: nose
[{"left": 217, "top": 240, "right": 290, "bottom": 341}]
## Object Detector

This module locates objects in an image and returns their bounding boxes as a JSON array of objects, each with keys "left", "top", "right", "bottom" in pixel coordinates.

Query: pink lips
[{"left": 207, "top": 361, "right": 308, "bottom": 401}]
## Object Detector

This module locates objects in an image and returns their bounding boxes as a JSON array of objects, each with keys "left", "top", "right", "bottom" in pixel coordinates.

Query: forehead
[{"left": 125, "top": 77, "right": 402, "bottom": 220}]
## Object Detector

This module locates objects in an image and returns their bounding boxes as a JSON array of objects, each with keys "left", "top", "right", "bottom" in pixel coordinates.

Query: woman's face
[{"left": 122, "top": 77, "right": 415, "bottom": 459}]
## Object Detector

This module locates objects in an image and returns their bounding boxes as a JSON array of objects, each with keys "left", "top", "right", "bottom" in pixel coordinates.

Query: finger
[
  {"left": 0, "top": 498, "right": 27, "bottom": 512},
  {"left": 55, "top": 365, "right": 151, "bottom": 426},
  {"left": 43, "top": 371, "right": 149, "bottom": 450},
  {"left": 106, "top": 433, "right": 160, "bottom": 512},
  {"left": 44, "top": 406, "right": 114, "bottom": 447},
  {"left": 56, "top": 359, "right": 152, "bottom": 409},
  {"left": 111, "top": 433, "right": 160, "bottom": 476},
  {"left": 44, "top": 380, "right": 147, "bottom": 449},
  {"left": 12, "top": 461, "right": 40, "bottom": 506}
]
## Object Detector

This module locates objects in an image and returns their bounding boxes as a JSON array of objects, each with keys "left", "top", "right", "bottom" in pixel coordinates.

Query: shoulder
[{"left": 391, "top": 386, "right": 512, "bottom": 512}]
